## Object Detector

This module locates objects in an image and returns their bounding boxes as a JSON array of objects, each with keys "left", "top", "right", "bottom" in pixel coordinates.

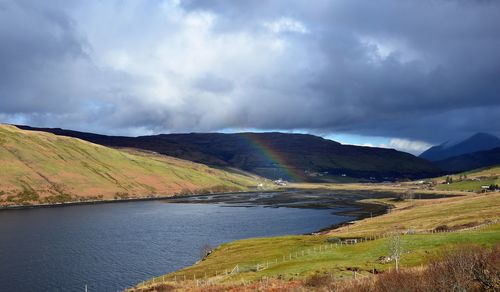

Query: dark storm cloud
[
  {"left": 0, "top": 0, "right": 499, "bottom": 143},
  {"left": 0, "top": 1, "right": 90, "bottom": 113},
  {"left": 179, "top": 0, "right": 500, "bottom": 142}
]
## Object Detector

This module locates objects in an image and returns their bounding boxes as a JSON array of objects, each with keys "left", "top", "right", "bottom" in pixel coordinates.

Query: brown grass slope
[{"left": 0, "top": 125, "right": 258, "bottom": 205}]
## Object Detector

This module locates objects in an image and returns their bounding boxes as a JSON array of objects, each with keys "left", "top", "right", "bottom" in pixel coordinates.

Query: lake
[{"left": 0, "top": 198, "right": 353, "bottom": 291}]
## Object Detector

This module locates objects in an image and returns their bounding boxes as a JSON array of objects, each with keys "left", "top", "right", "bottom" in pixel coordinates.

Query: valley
[
  {"left": 3, "top": 2, "right": 499, "bottom": 291},
  {"left": 1, "top": 124, "right": 499, "bottom": 291}
]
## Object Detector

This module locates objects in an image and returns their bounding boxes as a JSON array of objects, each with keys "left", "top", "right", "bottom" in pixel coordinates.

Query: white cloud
[
  {"left": 264, "top": 17, "right": 308, "bottom": 34},
  {"left": 388, "top": 138, "right": 432, "bottom": 155}
]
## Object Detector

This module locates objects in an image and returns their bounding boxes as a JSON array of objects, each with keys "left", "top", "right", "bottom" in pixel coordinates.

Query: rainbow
[{"left": 239, "top": 133, "right": 303, "bottom": 181}]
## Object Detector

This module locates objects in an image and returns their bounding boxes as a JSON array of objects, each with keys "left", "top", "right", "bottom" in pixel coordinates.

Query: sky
[{"left": 1, "top": 0, "right": 499, "bottom": 155}]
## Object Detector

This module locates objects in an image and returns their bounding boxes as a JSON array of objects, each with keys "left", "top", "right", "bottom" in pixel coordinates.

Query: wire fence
[{"left": 130, "top": 218, "right": 498, "bottom": 290}]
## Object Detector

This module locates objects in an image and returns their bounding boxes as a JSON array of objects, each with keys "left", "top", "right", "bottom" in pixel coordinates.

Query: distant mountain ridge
[
  {"left": 16, "top": 125, "right": 442, "bottom": 181},
  {"left": 420, "top": 133, "right": 500, "bottom": 161},
  {"left": 434, "top": 147, "right": 500, "bottom": 173}
]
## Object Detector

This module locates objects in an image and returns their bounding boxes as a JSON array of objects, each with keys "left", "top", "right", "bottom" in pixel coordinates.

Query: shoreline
[
  {"left": 312, "top": 200, "right": 391, "bottom": 234},
  {"left": 0, "top": 189, "right": 285, "bottom": 212},
  {"left": 0, "top": 188, "right": 392, "bottom": 236},
  {"left": 163, "top": 189, "right": 394, "bottom": 234},
  {"left": 130, "top": 192, "right": 398, "bottom": 289},
  {"left": 0, "top": 187, "right": 398, "bottom": 242}
]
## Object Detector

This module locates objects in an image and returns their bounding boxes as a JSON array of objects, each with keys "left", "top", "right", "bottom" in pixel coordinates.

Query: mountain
[
  {"left": 0, "top": 125, "right": 257, "bottom": 206},
  {"left": 16, "top": 125, "right": 442, "bottom": 181},
  {"left": 420, "top": 133, "right": 500, "bottom": 161},
  {"left": 434, "top": 147, "right": 500, "bottom": 173}
]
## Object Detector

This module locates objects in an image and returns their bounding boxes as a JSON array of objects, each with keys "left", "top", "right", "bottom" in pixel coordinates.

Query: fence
[{"left": 131, "top": 218, "right": 498, "bottom": 290}]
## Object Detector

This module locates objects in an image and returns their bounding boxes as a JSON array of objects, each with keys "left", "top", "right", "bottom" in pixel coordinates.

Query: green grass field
[
  {"left": 138, "top": 191, "right": 500, "bottom": 288},
  {"left": 434, "top": 165, "right": 500, "bottom": 192},
  {"left": 146, "top": 225, "right": 499, "bottom": 285},
  {"left": 0, "top": 124, "right": 260, "bottom": 205},
  {"left": 332, "top": 193, "right": 499, "bottom": 237}
]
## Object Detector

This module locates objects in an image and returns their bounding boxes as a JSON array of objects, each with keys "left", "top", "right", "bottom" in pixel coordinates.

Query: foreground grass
[
  {"left": 137, "top": 243, "right": 500, "bottom": 291},
  {"left": 135, "top": 191, "right": 499, "bottom": 290},
  {"left": 158, "top": 225, "right": 499, "bottom": 283}
]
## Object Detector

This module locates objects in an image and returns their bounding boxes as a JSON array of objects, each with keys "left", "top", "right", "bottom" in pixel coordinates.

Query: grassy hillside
[
  {"left": 132, "top": 190, "right": 499, "bottom": 290},
  {"left": 0, "top": 125, "right": 259, "bottom": 206},
  {"left": 16, "top": 126, "right": 442, "bottom": 181},
  {"left": 434, "top": 165, "right": 500, "bottom": 192}
]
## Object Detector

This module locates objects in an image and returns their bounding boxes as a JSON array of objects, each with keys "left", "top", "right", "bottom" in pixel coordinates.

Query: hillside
[
  {"left": 0, "top": 125, "right": 258, "bottom": 206},
  {"left": 434, "top": 147, "right": 500, "bottom": 173},
  {"left": 16, "top": 126, "right": 442, "bottom": 181},
  {"left": 420, "top": 132, "right": 500, "bottom": 161},
  {"left": 433, "top": 165, "right": 500, "bottom": 192}
]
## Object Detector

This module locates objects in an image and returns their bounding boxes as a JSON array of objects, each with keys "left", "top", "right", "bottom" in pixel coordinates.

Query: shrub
[
  {"left": 425, "top": 244, "right": 499, "bottom": 291},
  {"left": 372, "top": 269, "right": 427, "bottom": 292},
  {"left": 136, "top": 283, "right": 175, "bottom": 291},
  {"left": 17, "top": 186, "right": 39, "bottom": 202},
  {"left": 435, "top": 224, "right": 450, "bottom": 232},
  {"left": 314, "top": 244, "right": 499, "bottom": 292},
  {"left": 304, "top": 273, "right": 331, "bottom": 288}
]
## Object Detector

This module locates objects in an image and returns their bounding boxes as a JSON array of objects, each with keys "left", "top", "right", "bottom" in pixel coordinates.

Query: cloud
[
  {"left": 388, "top": 138, "right": 432, "bottom": 155},
  {"left": 264, "top": 17, "right": 308, "bottom": 34},
  {"left": 0, "top": 0, "right": 499, "bottom": 143}
]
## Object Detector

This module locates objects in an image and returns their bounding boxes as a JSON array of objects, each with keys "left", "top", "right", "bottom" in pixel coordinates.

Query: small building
[{"left": 273, "top": 179, "right": 288, "bottom": 186}]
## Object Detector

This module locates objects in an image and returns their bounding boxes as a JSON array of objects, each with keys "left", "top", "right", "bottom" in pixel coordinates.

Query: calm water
[{"left": 0, "top": 200, "right": 352, "bottom": 292}]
